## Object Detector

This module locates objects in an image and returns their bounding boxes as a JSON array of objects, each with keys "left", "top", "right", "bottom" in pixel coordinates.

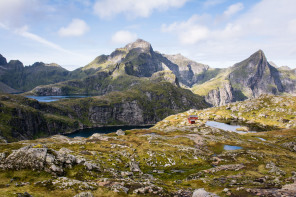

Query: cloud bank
[{"left": 94, "top": 0, "right": 189, "bottom": 19}]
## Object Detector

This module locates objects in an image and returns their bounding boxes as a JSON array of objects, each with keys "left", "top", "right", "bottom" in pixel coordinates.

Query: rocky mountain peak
[
  {"left": 0, "top": 54, "right": 7, "bottom": 65},
  {"left": 125, "top": 39, "right": 152, "bottom": 52},
  {"left": 250, "top": 49, "right": 267, "bottom": 63}
]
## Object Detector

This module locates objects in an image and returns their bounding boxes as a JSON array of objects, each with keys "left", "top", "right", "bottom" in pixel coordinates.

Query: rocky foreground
[{"left": 0, "top": 95, "right": 295, "bottom": 196}]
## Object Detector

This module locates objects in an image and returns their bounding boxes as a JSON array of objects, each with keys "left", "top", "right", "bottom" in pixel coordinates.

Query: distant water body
[
  {"left": 65, "top": 125, "right": 152, "bottom": 138},
  {"left": 205, "top": 121, "right": 257, "bottom": 133},
  {"left": 26, "top": 95, "right": 90, "bottom": 102}
]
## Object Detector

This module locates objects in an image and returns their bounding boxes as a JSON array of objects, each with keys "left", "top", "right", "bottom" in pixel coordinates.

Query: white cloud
[
  {"left": 162, "top": 0, "right": 296, "bottom": 68},
  {"left": 58, "top": 19, "right": 89, "bottom": 37},
  {"left": 111, "top": 30, "right": 138, "bottom": 44},
  {"left": 94, "top": 0, "right": 189, "bottom": 19},
  {"left": 162, "top": 15, "right": 210, "bottom": 45},
  {"left": 223, "top": 3, "right": 244, "bottom": 18}
]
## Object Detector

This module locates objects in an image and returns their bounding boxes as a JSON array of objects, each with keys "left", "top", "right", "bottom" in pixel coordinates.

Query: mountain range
[{"left": 1, "top": 39, "right": 296, "bottom": 107}]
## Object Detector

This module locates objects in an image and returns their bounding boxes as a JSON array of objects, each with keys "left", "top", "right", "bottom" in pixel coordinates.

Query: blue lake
[
  {"left": 26, "top": 95, "right": 90, "bottom": 102},
  {"left": 205, "top": 121, "right": 257, "bottom": 133},
  {"left": 224, "top": 145, "right": 243, "bottom": 150},
  {"left": 65, "top": 125, "right": 152, "bottom": 138}
]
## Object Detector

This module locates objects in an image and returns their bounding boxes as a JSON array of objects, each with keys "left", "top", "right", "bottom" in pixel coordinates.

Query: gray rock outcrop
[
  {"left": 192, "top": 188, "right": 219, "bottom": 197},
  {"left": 205, "top": 83, "right": 235, "bottom": 106},
  {"left": 0, "top": 145, "right": 99, "bottom": 175}
]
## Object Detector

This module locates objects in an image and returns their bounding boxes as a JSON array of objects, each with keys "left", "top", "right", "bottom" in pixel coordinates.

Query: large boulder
[
  {"left": 0, "top": 145, "right": 99, "bottom": 175},
  {"left": 192, "top": 188, "right": 219, "bottom": 197}
]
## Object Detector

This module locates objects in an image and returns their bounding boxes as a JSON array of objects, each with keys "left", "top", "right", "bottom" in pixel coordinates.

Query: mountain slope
[
  {"left": 28, "top": 39, "right": 211, "bottom": 95},
  {"left": 163, "top": 53, "right": 212, "bottom": 86},
  {"left": 0, "top": 81, "right": 208, "bottom": 142},
  {"left": 192, "top": 50, "right": 295, "bottom": 106},
  {"left": 0, "top": 81, "right": 18, "bottom": 93},
  {"left": 0, "top": 55, "right": 91, "bottom": 92}
]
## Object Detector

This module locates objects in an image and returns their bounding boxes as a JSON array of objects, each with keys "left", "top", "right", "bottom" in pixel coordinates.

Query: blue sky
[{"left": 0, "top": 0, "right": 295, "bottom": 70}]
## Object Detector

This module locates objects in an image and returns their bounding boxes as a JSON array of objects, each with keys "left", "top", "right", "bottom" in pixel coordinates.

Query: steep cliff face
[
  {"left": 278, "top": 67, "right": 296, "bottom": 94},
  {"left": 0, "top": 54, "right": 7, "bottom": 65},
  {"left": 29, "top": 39, "right": 210, "bottom": 95},
  {"left": 53, "top": 82, "right": 208, "bottom": 126},
  {"left": 193, "top": 50, "right": 289, "bottom": 106},
  {"left": 229, "top": 50, "right": 284, "bottom": 98},
  {"left": 0, "top": 94, "right": 80, "bottom": 142},
  {"left": 204, "top": 82, "right": 234, "bottom": 106},
  {"left": 0, "top": 82, "right": 208, "bottom": 142},
  {"left": 163, "top": 54, "right": 210, "bottom": 86}
]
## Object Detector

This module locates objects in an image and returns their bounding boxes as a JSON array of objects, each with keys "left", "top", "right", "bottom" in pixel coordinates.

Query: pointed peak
[
  {"left": 0, "top": 54, "right": 7, "bottom": 65},
  {"left": 250, "top": 49, "right": 267, "bottom": 61}
]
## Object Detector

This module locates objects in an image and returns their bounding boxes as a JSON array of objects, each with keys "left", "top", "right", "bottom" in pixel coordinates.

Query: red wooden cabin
[{"left": 188, "top": 115, "right": 198, "bottom": 124}]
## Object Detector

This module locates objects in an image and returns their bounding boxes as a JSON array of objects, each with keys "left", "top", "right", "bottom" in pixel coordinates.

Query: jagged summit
[
  {"left": 0, "top": 54, "right": 7, "bottom": 65},
  {"left": 249, "top": 49, "right": 267, "bottom": 62}
]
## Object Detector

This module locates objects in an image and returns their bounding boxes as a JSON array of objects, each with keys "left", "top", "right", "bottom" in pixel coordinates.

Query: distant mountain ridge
[
  {"left": 1, "top": 39, "right": 295, "bottom": 106},
  {"left": 0, "top": 57, "right": 73, "bottom": 93},
  {"left": 26, "top": 39, "right": 210, "bottom": 96}
]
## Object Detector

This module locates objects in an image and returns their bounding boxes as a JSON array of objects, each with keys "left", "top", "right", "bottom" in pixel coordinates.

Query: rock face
[
  {"left": 0, "top": 94, "right": 81, "bottom": 141},
  {"left": 205, "top": 83, "right": 235, "bottom": 106},
  {"left": 88, "top": 100, "right": 145, "bottom": 125},
  {"left": 229, "top": 50, "right": 284, "bottom": 98},
  {"left": 163, "top": 53, "right": 209, "bottom": 86},
  {"left": 0, "top": 145, "right": 95, "bottom": 175},
  {"left": 0, "top": 54, "right": 7, "bottom": 65},
  {"left": 192, "top": 188, "right": 219, "bottom": 197},
  {"left": 29, "top": 39, "right": 208, "bottom": 96},
  {"left": 0, "top": 84, "right": 208, "bottom": 142},
  {"left": 194, "top": 50, "right": 295, "bottom": 106},
  {"left": 0, "top": 55, "right": 89, "bottom": 92}
]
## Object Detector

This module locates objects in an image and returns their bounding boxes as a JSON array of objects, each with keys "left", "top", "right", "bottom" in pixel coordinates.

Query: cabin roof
[{"left": 188, "top": 115, "right": 198, "bottom": 118}]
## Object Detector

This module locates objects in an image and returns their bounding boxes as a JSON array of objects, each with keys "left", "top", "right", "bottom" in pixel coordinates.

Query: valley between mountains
[{"left": 0, "top": 39, "right": 296, "bottom": 197}]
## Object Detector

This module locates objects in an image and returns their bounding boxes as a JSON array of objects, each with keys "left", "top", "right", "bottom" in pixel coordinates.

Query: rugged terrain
[
  {"left": 0, "top": 54, "right": 90, "bottom": 93},
  {"left": 192, "top": 50, "right": 296, "bottom": 106},
  {"left": 0, "top": 81, "right": 208, "bottom": 142},
  {"left": 1, "top": 40, "right": 295, "bottom": 108},
  {"left": 26, "top": 39, "right": 210, "bottom": 96},
  {"left": 0, "top": 95, "right": 295, "bottom": 196}
]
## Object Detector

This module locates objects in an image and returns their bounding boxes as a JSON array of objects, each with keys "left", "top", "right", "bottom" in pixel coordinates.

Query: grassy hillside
[{"left": 0, "top": 95, "right": 295, "bottom": 196}]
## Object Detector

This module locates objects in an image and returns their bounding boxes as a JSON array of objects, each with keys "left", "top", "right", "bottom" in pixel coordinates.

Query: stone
[
  {"left": 121, "top": 171, "right": 133, "bottom": 176},
  {"left": 17, "top": 192, "right": 33, "bottom": 197},
  {"left": 73, "top": 192, "right": 94, "bottom": 197},
  {"left": 116, "top": 129, "right": 125, "bottom": 136},
  {"left": 192, "top": 188, "right": 219, "bottom": 197}
]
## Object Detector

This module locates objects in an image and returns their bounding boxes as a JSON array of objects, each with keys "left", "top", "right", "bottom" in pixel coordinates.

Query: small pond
[
  {"left": 205, "top": 121, "right": 258, "bottom": 133},
  {"left": 256, "top": 137, "right": 266, "bottom": 141},
  {"left": 223, "top": 145, "right": 242, "bottom": 150},
  {"left": 64, "top": 125, "right": 152, "bottom": 138},
  {"left": 26, "top": 95, "right": 91, "bottom": 102}
]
